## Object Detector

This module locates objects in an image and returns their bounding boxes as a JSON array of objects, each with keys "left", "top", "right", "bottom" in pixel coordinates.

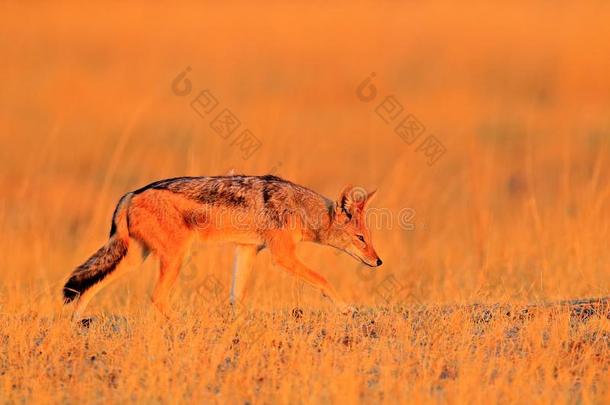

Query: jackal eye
[{"left": 356, "top": 234, "right": 365, "bottom": 243}]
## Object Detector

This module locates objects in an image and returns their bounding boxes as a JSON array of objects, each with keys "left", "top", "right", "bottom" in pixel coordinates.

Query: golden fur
[{"left": 63, "top": 175, "right": 382, "bottom": 318}]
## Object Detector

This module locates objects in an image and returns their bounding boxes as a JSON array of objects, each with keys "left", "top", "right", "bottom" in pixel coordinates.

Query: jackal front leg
[
  {"left": 269, "top": 239, "right": 351, "bottom": 313},
  {"left": 230, "top": 244, "right": 259, "bottom": 305}
]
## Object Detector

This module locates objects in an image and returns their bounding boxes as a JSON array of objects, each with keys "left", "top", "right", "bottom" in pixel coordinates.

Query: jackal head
[{"left": 328, "top": 185, "right": 382, "bottom": 267}]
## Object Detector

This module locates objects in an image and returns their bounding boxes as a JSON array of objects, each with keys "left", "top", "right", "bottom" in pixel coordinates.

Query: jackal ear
[
  {"left": 335, "top": 184, "right": 354, "bottom": 222},
  {"left": 364, "top": 189, "right": 377, "bottom": 208},
  {"left": 336, "top": 185, "right": 367, "bottom": 221}
]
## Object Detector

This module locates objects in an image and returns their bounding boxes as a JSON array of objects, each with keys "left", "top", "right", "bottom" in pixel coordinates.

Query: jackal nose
[{"left": 376, "top": 258, "right": 383, "bottom": 266}]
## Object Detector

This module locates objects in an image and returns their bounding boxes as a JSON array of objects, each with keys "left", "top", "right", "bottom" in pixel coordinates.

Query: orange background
[
  {"left": 1, "top": 2, "right": 610, "bottom": 402},
  {"left": 3, "top": 2, "right": 609, "bottom": 304}
]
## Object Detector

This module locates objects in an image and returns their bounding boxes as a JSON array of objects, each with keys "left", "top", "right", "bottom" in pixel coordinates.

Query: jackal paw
[{"left": 338, "top": 302, "right": 357, "bottom": 316}]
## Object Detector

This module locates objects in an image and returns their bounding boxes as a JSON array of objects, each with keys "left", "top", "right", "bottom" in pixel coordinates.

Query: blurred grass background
[{"left": 0, "top": 1, "right": 609, "bottom": 313}]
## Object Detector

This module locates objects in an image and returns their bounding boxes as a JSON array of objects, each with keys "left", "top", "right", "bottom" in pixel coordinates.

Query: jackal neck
[{"left": 299, "top": 197, "right": 335, "bottom": 244}]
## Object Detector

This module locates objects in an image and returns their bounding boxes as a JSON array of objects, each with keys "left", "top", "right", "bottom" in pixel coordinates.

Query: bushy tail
[{"left": 63, "top": 193, "right": 133, "bottom": 303}]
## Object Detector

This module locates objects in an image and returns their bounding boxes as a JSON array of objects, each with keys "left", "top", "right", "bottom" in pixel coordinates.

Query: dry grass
[{"left": 1, "top": 1, "right": 610, "bottom": 403}]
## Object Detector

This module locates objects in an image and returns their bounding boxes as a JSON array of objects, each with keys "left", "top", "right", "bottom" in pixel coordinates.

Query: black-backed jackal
[{"left": 63, "top": 175, "right": 382, "bottom": 318}]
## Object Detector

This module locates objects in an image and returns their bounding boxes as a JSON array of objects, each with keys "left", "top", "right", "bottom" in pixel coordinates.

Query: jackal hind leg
[
  {"left": 230, "top": 244, "right": 260, "bottom": 306},
  {"left": 151, "top": 252, "right": 187, "bottom": 318},
  {"left": 129, "top": 201, "right": 191, "bottom": 318}
]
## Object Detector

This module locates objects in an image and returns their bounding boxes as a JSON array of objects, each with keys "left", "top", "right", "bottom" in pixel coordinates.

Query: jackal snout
[{"left": 359, "top": 250, "right": 383, "bottom": 268}]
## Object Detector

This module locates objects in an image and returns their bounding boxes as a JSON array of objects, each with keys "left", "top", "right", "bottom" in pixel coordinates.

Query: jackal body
[{"left": 63, "top": 175, "right": 382, "bottom": 318}]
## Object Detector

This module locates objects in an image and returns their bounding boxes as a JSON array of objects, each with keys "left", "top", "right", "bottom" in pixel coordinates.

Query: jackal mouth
[
  {"left": 360, "top": 258, "right": 382, "bottom": 268},
  {"left": 343, "top": 249, "right": 379, "bottom": 268},
  {"left": 358, "top": 254, "right": 383, "bottom": 268}
]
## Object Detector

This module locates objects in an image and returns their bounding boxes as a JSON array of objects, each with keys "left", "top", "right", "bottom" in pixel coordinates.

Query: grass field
[{"left": 1, "top": 2, "right": 610, "bottom": 403}]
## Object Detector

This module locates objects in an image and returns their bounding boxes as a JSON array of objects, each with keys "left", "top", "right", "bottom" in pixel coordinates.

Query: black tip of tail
[
  {"left": 63, "top": 280, "right": 80, "bottom": 303},
  {"left": 62, "top": 238, "right": 128, "bottom": 304}
]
